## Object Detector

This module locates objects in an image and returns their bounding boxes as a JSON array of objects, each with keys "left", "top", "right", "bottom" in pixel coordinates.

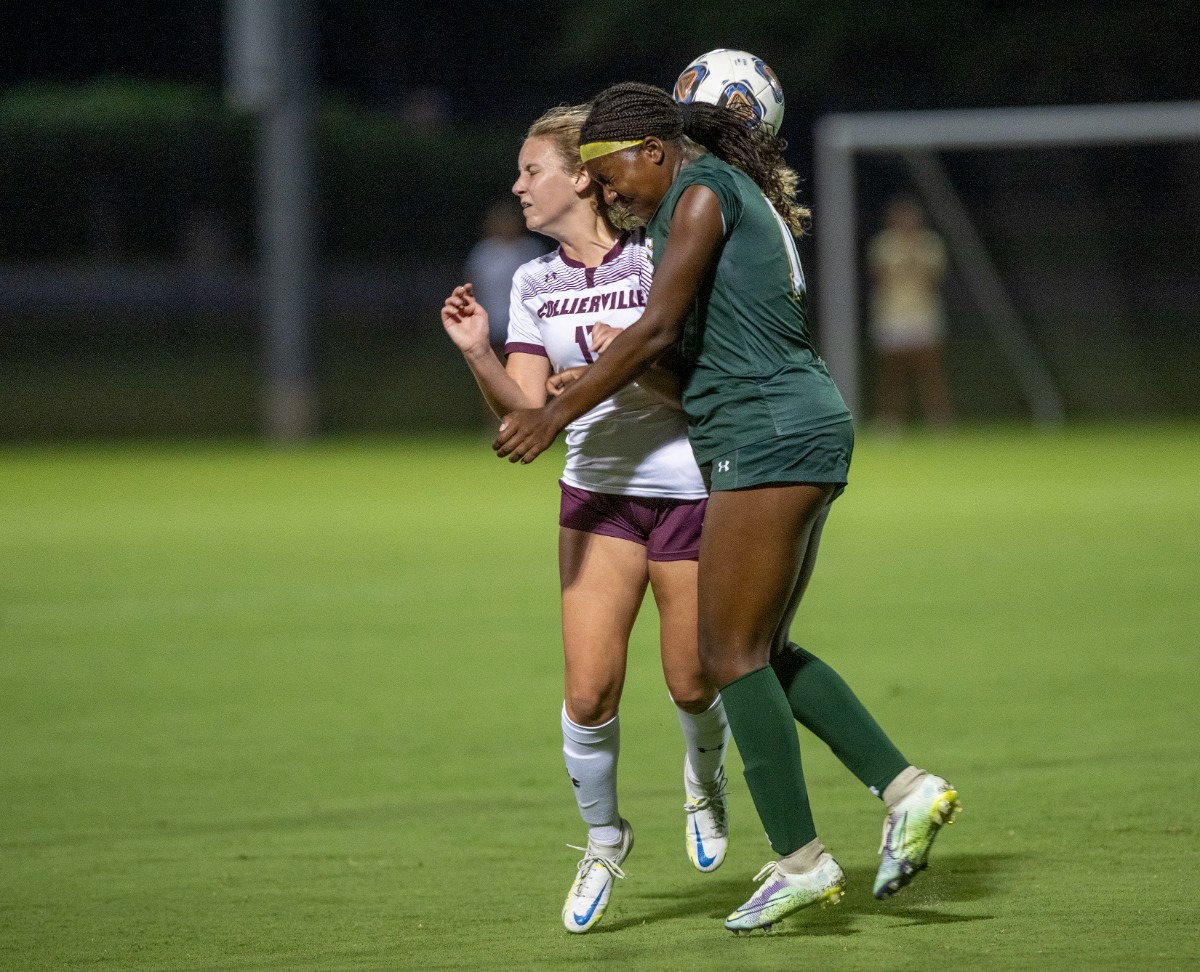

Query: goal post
[{"left": 812, "top": 100, "right": 1200, "bottom": 424}]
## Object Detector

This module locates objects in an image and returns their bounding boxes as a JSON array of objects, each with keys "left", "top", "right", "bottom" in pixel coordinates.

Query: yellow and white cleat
[
  {"left": 724, "top": 853, "right": 845, "bottom": 933},
  {"left": 874, "top": 773, "right": 961, "bottom": 899}
]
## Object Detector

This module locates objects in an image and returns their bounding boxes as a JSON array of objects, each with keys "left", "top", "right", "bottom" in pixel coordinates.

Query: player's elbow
[{"left": 638, "top": 315, "right": 682, "bottom": 360}]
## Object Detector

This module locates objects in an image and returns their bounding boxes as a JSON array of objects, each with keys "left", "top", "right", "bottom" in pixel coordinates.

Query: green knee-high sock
[
  {"left": 772, "top": 643, "right": 909, "bottom": 797},
  {"left": 719, "top": 665, "right": 816, "bottom": 855}
]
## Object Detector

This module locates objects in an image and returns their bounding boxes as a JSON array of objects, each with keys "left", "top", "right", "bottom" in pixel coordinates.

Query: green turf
[{"left": 2, "top": 425, "right": 1197, "bottom": 970}]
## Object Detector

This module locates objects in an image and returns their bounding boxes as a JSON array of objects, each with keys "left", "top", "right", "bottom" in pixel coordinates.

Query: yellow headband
[{"left": 579, "top": 138, "right": 646, "bottom": 164}]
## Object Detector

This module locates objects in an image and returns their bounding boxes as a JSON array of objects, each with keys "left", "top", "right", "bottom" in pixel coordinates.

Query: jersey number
[
  {"left": 766, "top": 199, "right": 806, "bottom": 298},
  {"left": 574, "top": 325, "right": 595, "bottom": 364}
]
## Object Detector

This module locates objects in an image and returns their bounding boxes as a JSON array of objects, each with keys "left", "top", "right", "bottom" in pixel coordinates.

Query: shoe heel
[
  {"left": 820, "top": 885, "right": 845, "bottom": 908},
  {"left": 932, "top": 789, "right": 961, "bottom": 825}
]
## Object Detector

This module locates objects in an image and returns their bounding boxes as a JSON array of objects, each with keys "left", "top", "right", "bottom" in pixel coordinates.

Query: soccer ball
[{"left": 674, "top": 49, "right": 786, "bottom": 136}]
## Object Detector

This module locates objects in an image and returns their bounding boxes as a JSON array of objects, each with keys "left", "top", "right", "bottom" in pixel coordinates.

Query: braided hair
[{"left": 580, "top": 82, "right": 810, "bottom": 236}]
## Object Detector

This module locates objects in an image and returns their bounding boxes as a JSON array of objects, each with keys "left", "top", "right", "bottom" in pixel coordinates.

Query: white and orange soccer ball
[{"left": 673, "top": 48, "right": 786, "bottom": 136}]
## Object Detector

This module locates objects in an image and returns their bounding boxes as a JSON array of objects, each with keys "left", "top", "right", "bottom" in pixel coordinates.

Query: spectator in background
[
  {"left": 867, "top": 194, "right": 955, "bottom": 432},
  {"left": 464, "top": 199, "right": 546, "bottom": 355}
]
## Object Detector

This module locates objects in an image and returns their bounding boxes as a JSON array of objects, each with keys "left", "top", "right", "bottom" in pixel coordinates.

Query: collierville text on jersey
[{"left": 537, "top": 287, "right": 648, "bottom": 319}]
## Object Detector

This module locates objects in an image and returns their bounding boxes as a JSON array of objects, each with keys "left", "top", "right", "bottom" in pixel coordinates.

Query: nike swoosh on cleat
[
  {"left": 693, "top": 818, "right": 717, "bottom": 868},
  {"left": 572, "top": 887, "right": 605, "bottom": 926}
]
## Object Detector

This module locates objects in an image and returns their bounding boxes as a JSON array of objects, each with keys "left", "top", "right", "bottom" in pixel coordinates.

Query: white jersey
[{"left": 505, "top": 230, "right": 706, "bottom": 499}]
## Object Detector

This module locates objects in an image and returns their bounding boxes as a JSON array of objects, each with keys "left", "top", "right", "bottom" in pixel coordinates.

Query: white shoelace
[
  {"left": 566, "top": 845, "right": 627, "bottom": 881},
  {"left": 683, "top": 776, "right": 728, "bottom": 828},
  {"left": 752, "top": 861, "right": 781, "bottom": 883}
]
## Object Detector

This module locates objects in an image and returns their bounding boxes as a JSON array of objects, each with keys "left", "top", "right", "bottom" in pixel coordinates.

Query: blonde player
[{"left": 440, "top": 104, "right": 729, "bottom": 934}]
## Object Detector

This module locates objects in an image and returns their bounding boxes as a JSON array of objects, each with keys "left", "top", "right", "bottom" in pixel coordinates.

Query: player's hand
[
  {"left": 440, "top": 283, "right": 491, "bottom": 356},
  {"left": 547, "top": 366, "right": 588, "bottom": 397},
  {"left": 493, "top": 405, "right": 563, "bottom": 464},
  {"left": 589, "top": 322, "right": 622, "bottom": 354}
]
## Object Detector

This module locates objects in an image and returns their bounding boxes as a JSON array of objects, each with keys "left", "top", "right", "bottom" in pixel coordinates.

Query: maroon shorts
[{"left": 558, "top": 481, "right": 706, "bottom": 562}]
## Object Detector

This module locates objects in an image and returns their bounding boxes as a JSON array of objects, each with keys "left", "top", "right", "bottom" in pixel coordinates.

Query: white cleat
[
  {"left": 684, "top": 765, "right": 728, "bottom": 872},
  {"left": 724, "top": 852, "right": 846, "bottom": 933},
  {"left": 874, "top": 773, "right": 961, "bottom": 899},
  {"left": 562, "top": 818, "right": 634, "bottom": 934}
]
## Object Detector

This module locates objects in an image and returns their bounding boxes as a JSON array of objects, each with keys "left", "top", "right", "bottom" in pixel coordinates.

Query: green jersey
[{"left": 646, "top": 153, "right": 850, "bottom": 464}]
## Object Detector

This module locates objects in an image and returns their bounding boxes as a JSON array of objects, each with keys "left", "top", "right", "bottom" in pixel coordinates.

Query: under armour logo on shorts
[{"left": 716, "top": 460, "right": 730, "bottom": 473}]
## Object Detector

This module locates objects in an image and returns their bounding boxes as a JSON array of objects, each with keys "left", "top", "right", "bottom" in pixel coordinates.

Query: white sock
[
  {"left": 883, "top": 765, "right": 927, "bottom": 809},
  {"left": 778, "top": 837, "right": 826, "bottom": 875},
  {"left": 676, "top": 694, "right": 730, "bottom": 789},
  {"left": 561, "top": 704, "right": 621, "bottom": 845}
]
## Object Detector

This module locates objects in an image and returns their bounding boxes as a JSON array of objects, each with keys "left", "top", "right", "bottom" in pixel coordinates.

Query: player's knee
[
  {"left": 667, "top": 680, "right": 716, "bottom": 715},
  {"left": 697, "top": 639, "right": 734, "bottom": 686},
  {"left": 698, "top": 630, "right": 771, "bottom": 687},
  {"left": 564, "top": 688, "right": 619, "bottom": 726}
]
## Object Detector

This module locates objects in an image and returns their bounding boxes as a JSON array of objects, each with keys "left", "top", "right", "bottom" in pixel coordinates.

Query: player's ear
[
  {"left": 642, "top": 137, "right": 666, "bottom": 165},
  {"left": 572, "top": 166, "right": 592, "bottom": 192}
]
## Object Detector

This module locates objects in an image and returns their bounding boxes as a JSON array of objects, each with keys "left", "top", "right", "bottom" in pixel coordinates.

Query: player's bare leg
[
  {"left": 697, "top": 484, "right": 848, "bottom": 931},
  {"left": 560, "top": 528, "right": 647, "bottom": 726},
  {"left": 558, "top": 528, "right": 647, "bottom": 932},
  {"left": 647, "top": 558, "right": 709, "bottom": 713},
  {"left": 768, "top": 500, "right": 830, "bottom": 657},
  {"left": 649, "top": 557, "right": 729, "bottom": 871},
  {"left": 697, "top": 483, "right": 831, "bottom": 687}
]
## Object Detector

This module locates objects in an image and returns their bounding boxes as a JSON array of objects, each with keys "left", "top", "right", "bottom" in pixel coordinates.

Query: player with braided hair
[
  {"left": 495, "top": 83, "right": 960, "bottom": 934},
  {"left": 582, "top": 82, "right": 808, "bottom": 235}
]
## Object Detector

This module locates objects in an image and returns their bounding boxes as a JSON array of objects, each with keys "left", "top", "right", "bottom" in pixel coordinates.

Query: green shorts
[{"left": 701, "top": 420, "right": 854, "bottom": 493}]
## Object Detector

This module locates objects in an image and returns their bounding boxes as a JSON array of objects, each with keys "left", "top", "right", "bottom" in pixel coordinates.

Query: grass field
[{"left": 2, "top": 424, "right": 1197, "bottom": 970}]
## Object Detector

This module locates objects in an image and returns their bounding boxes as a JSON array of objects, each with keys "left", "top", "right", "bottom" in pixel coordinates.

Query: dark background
[
  {"left": 2, "top": 1, "right": 1198, "bottom": 439},
  {"left": 5, "top": 2, "right": 1195, "bottom": 114}
]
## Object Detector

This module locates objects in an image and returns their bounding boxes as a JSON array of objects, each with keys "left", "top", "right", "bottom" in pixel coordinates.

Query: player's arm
[
  {"left": 590, "top": 320, "right": 684, "bottom": 408},
  {"left": 635, "top": 345, "right": 685, "bottom": 409},
  {"left": 494, "top": 184, "right": 723, "bottom": 462},
  {"left": 503, "top": 352, "right": 553, "bottom": 409},
  {"left": 548, "top": 324, "right": 683, "bottom": 408},
  {"left": 463, "top": 346, "right": 550, "bottom": 418},
  {"left": 549, "top": 360, "right": 682, "bottom": 409},
  {"left": 441, "top": 283, "right": 549, "bottom": 417}
]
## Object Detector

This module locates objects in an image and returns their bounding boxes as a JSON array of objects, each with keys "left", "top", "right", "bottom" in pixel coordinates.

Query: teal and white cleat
[
  {"left": 724, "top": 853, "right": 846, "bottom": 933},
  {"left": 562, "top": 818, "right": 634, "bottom": 934},
  {"left": 684, "top": 766, "right": 728, "bottom": 872},
  {"left": 873, "top": 773, "right": 961, "bottom": 900}
]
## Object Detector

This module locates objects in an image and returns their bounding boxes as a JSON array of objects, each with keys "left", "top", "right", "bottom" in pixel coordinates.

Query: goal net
[{"left": 812, "top": 101, "right": 1200, "bottom": 424}]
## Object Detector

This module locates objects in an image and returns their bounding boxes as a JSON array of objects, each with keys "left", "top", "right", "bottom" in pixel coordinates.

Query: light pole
[{"left": 225, "top": 0, "right": 318, "bottom": 442}]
